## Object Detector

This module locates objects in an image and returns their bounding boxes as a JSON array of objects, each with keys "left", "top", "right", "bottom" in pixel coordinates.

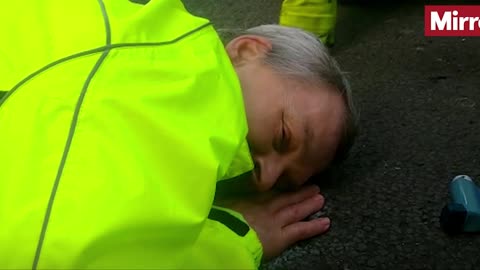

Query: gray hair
[{"left": 241, "top": 24, "right": 359, "bottom": 167}]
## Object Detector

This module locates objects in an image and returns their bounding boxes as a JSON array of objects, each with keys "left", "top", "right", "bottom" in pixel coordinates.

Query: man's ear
[{"left": 225, "top": 35, "right": 272, "bottom": 66}]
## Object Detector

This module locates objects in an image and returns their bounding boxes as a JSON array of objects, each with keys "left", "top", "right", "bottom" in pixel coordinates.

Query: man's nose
[{"left": 253, "top": 157, "right": 283, "bottom": 192}]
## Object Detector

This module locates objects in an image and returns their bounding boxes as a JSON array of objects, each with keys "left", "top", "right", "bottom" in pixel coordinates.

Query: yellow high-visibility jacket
[
  {"left": 0, "top": 0, "right": 262, "bottom": 269},
  {"left": 280, "top": 0, "right": 337, "bottom": 46}
]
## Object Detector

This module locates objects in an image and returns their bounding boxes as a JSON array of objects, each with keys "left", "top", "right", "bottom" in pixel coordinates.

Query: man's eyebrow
[
  {"left": 304, "top": 124, "right": 313, "bottom": 145},
  {"left": 300, "top": 123, "right": 312, "bottom": 157}
]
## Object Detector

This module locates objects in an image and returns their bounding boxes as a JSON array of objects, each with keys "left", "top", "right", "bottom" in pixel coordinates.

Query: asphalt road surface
[{"left": 182, "top": 1, "right": 480, "bottom": 269}]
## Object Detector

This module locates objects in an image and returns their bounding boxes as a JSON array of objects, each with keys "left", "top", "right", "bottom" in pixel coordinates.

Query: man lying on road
[{"left": 0, "top": 0, "right": 357, "bottom": 269}]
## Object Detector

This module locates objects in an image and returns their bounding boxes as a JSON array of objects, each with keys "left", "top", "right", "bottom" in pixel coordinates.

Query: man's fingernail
[
  {"left": 319, "top": 218, "right": 331, "bottom": 227},
  {"left": 313, "top": 194, "right": 324, "bottom": 201}
]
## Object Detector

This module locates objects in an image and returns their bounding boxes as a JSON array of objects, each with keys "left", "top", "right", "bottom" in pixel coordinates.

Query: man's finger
[
  {"left": 278, "top": 194, "right": 325, "bottom": 225},
  {"left": 282, "top": 218, "right": 331, "bottom": 246},
  {"left": 272, "top": 185, "right": 320, "bottom": 210}
]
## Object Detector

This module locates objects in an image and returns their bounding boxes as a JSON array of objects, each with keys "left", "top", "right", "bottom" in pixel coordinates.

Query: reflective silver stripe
[{"left": 31, "top": 0, "right": 111, "bottom": 268}]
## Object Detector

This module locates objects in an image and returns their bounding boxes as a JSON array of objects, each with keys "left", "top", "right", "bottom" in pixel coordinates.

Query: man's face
[{"left": 226, "top": 35, "right": 346, "bottom": 192}]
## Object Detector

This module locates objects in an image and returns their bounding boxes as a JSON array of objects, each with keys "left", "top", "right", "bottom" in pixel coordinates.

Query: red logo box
[{"left": 425, "top": 5, "right": 480, "bottom": 36}]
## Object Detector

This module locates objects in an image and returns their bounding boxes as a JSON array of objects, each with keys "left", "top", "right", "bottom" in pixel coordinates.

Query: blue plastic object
[{"left": 440, "top": 175, "right": 480, "bottom": 234}]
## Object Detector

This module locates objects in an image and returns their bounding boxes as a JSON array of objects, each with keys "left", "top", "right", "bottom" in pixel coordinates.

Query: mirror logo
[{"left": 425, "top": 5, "right": 480, "bottom": 36}]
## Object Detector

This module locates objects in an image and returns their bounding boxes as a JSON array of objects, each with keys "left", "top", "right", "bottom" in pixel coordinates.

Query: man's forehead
[{"left": 301, "top": 95, "right": 346, "bottom": 171}]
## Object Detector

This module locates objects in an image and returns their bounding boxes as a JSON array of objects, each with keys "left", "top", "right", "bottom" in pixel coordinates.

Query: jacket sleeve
[{"left": 72, "top": 207, "right": 263, "bottom": 269}]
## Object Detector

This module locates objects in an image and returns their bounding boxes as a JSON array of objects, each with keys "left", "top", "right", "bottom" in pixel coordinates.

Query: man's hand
[{"left": 215, "top": 185, "right": 330, "bottom": 261}]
